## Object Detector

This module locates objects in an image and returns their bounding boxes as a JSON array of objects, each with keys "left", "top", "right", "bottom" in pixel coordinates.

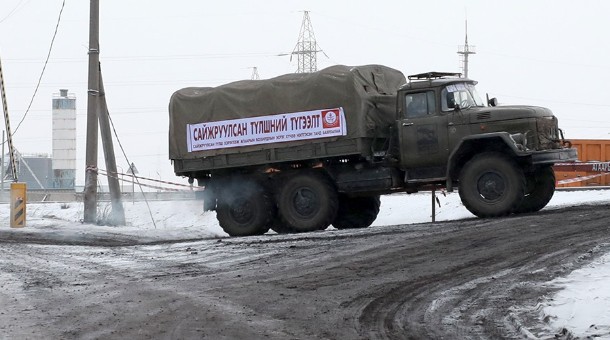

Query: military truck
[{"left": 169, "top": 65, "right": 577, "bottom": 236}]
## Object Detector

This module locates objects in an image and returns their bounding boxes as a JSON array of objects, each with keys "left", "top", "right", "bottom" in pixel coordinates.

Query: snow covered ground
[
  {"left": 2, "top": 189, "right": 610, "bottom": 337},
  {"left": 541, "top": 251, "right": 610, "bottom": 338}
]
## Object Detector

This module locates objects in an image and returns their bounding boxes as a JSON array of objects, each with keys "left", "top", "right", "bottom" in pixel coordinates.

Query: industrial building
[
  {"left": 1, "top": 89, "right": 76, "bottom": 191},
  {"left": 51, "top": 89, "right": 76, "bottom": 189}
]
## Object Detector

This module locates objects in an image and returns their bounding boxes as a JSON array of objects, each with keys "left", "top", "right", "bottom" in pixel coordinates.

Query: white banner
[{"left": 187, "top": 107, "right": 347, "bottom": 152}]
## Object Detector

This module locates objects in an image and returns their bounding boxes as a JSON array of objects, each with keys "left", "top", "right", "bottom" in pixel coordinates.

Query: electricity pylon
[{"left": 291, "top": 11, "right": 325, "bottom": 73}]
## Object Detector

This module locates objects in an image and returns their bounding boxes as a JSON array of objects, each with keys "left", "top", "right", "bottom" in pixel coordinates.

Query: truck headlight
[{"left": 510, "top": 133, "right": 528, "bottom": 150}]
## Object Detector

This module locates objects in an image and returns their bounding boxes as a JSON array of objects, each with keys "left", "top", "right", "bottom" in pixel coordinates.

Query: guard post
[{"left": 10, "top": 182, "right": 26, "bottom": 228}]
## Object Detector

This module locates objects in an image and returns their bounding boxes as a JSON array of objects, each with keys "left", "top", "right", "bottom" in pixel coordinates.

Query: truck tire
[
  {"left": 277, "top": 171, "right": 338, "bottom": 233},
  {"left": 458, "top": 152, "right": 525, "bottom": 217},
  {"left": 332, "top": 195, "right": 381, "bottom": 229},
  {"left": 515, "top": 166, "right": 556, "bottom": 213},
  {"left": 269, "top": 217, "right": 293, "bottom": 234},
  {"left": 216, "top": 180, "right": 273, "bottom": 237}
]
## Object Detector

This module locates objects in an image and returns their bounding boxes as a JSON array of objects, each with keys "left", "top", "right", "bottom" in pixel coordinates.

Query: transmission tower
[
  {"left": 250, "top": 67, "right": 260, "bottom": 80},
  {"left": 457, "top": 19, "right": 476, "bottom": 78},
  {"left": 291, "top": 11, "right": 324, "bottom": 73}
]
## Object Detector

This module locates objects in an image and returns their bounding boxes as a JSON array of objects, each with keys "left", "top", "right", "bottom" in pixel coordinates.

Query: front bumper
[{"left": 530, "top": 148, "right": 578, "bottom": 165}]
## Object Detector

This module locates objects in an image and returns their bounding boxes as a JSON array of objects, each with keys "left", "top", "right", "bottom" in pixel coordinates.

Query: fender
[{"left": 445, "top": 132, "right": 530, "bottom": 191}]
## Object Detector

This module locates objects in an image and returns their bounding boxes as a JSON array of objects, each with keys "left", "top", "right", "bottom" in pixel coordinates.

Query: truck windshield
[{"left": 441, "top": 83, "right": 485, "bottom": 111}]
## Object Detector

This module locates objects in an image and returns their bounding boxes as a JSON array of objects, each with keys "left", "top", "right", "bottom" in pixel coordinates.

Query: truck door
[{"left": 398, "top": 90, "right": 449, "bottom": 180}]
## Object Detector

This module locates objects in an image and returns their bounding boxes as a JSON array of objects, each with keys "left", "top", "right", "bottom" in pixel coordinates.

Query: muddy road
[{"left": 1, "top": 203, "right": 609, "bottom": 339}]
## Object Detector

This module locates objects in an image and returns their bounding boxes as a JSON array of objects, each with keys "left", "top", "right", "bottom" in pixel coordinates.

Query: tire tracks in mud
[{"left": 339, "top": 206, "right": 610, "bottom": 339}]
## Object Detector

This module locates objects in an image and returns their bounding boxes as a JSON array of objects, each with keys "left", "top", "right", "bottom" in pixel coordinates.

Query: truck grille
[
  {"left": 476, "top": 112, "right": 491, "bottom": 120},
  {"left": 536, "top": 116, "right": 561, "bottom": 150}
]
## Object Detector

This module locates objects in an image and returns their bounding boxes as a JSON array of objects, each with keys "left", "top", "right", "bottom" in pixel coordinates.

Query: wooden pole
[
  {"left": 431, "top": 187, "right": 436, "bottom": 223},
  {"left": 83, "top": 0, "right": 100, "bottom": 223},
  {"left": 1, "top": 130, "right": 5, "bottom": 193},
  {"left": 98, "top": 69, "right": 125, "bottom": 225},
  {"left": 0, "top": 56, "right": 18, "bottom": 182}
]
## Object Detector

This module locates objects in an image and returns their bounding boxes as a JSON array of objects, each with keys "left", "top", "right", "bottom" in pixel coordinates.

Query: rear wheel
[
  {"left": 216, "top": 179, "right": 273, "bottom": 237},
  {"left": 268, "top": 216, "right": 293, "bottom": 234},
  {"left": 277, "top": 171, "right": 338, "bottom": 233},
  {"left": 515, "top": 166, "right": 555, "bottom": 213},
  {"left": 332, "top": 195, "right": 381, "bottom": 229},
  {"left": 458, "top": 152, "right": 525, "bottom": 217}
]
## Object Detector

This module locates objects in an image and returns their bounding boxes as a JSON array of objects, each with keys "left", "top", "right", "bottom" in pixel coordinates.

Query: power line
[
  {"left": 3, "top": 52, "right": 281, "bottom": 64},
  {"left": 12, "top": 0, "right": 65, "bottom": 136},
  {"left": 314, "top": 12, "right": 610, "bottom": 71},
  {"left": 494, "top": 93, "right": 610, "bottom": 108},
  {"left": 4, "top": 78, "right": 239, "bottom": 89},
  {"left": 479, "top": 49, "right": 610, "bottom": 70},
  {"left": 103, "top": 96, "right": 157, "bottom": 228},
  {"left": 0, "top": 0, "right": 31, "bottom": 24}
]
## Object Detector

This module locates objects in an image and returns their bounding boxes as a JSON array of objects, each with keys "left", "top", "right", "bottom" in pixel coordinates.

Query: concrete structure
[
  {"left": 52, "top": 89, "right": 76, "bottom": 189},
  {"left": 15, "top": 153, "right": 53, "bottom": 189},
  {"left": 2, "top": 151, "right": 53, "bottom": 189}
]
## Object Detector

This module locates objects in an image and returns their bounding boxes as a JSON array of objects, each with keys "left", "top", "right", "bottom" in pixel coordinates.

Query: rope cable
[
  {"left": 12, "top": 0, "right": 65, "bottom": 136},
  {"left": 99, "top": 88, "right": 158, "bottom": 228}
]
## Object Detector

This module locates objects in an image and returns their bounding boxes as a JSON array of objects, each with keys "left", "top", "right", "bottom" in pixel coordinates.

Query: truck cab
[
  {"left": 395, "top": 72, "right": 577, "bottom": 217},
  {"left": 396, "top": 72, "right": 575, "bottom": 185}
]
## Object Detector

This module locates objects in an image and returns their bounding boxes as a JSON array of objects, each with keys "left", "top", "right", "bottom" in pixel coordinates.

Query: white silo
[{"left": 52, "top": 89, "right": 76, "bottom": 189}]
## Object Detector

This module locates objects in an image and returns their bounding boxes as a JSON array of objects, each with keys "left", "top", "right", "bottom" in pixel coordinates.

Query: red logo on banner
[{"left": 322, "top": 109, "right": 340, "bottom": 129}]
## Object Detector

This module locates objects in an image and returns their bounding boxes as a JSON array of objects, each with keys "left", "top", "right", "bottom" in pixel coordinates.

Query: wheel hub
[
  {"left": 477, "top": 172, "right": 505, "bottom": 201},
  {"left": 292, "top": 188, "right": 318, "bottom": 217},
  {"left": 229, "top": 198, "right": 254, "bottom": 224}
]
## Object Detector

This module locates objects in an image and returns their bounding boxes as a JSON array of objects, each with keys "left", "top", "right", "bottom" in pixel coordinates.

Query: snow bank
[
  {"left": 1, "top": 200, "right": 226, "bottom": 241},
  {"left": 540, "top": 251, "right": 610, "bottom": 338}
]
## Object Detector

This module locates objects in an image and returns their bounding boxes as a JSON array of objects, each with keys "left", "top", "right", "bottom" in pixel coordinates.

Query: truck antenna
[{"left": 457, "top": 18, "right": 476, "bottom": 78}]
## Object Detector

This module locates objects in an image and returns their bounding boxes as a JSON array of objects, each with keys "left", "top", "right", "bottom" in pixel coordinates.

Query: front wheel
[
  {"left": 458, "top": 152, "right": 525, "bottom": 217},
  {"left": 514, "top": 166, "right": 555, "bottom": 213},
  {"left": 216, "top": 179, "right": 273, "bottom": 237}
]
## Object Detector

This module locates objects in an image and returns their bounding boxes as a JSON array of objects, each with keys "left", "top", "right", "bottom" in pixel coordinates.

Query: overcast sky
[{"left": 1, "top": 0, "right": 609, "bottom": 185}]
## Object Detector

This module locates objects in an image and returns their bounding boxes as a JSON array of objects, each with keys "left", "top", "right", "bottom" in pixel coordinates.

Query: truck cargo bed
[
  {"left": 169, "top": 65, "right": 405, "bottom": 177},
  {"left": 173, "top": 137, "right": 377, "bottom": 175}
]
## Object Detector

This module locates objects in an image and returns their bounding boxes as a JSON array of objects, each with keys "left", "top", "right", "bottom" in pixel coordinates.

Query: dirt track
[{"left": 1, "top": 203, "right": 610, "bottom": 339}]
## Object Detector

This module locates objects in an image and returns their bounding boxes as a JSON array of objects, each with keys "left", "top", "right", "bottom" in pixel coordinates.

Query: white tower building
[{"left": 52, "top": 89, "right": 76, "bottom": 189}]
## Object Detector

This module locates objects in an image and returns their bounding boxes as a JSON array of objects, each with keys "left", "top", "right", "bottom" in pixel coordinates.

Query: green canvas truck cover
[{"left": 169, "top": 64, "right": 406, "bottom": 160}]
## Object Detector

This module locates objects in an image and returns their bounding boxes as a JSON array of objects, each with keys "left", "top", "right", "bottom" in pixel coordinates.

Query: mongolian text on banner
[{"left": 187, "top": 107, "right": 347, "bottom": 152}]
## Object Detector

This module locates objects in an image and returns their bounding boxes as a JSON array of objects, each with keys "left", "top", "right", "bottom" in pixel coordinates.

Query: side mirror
[
  {"left": 448, "top": 98, "right": 457, "bottom": 110},
  {"left": 488, "top": 97, "right": 498, "bottom": 107}
]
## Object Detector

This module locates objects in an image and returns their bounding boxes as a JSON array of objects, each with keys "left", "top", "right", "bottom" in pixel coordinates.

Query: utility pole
[
  {"left": 0, "top": 56, "right": 18, "bottom": 184},
  {"left": 291, "top": 11, "right": 325, "bottom": 73},
  {"left": 1, "top": 130, "right": 5, "bottom": 194},
  {"left": 83, "top": 0, "right": 100, "bottom": 223},
  {"left": 1, "top": 55, "right": 27, "bottom": 228},
  {"left": 457, "top": 19, "right": 476, "bottom": 78},
  {"left": 98, "top": 70, "right": 125, "bottom": 225}
]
